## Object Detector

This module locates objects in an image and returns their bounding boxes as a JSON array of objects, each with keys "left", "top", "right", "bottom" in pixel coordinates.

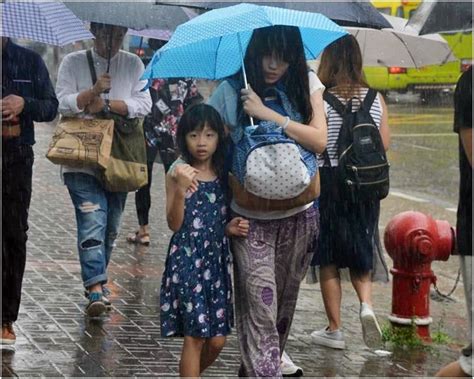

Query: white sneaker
[
  {"left": 311, "top": 326, "right": 346, "bottom": 349},
  {"left": 281, "top": 350, "right": 303, "bottom": 377},
  {"left": 360, "top": 302, "right": 383, "bottom": 349}
]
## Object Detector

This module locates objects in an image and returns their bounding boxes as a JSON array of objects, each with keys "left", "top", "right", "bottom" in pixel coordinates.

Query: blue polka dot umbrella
[{"left": 143, "top": 3, "right": 347, "bottom": 82}]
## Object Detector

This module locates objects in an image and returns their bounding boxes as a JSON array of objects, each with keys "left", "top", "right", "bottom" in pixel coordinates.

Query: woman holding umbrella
[{"left": 209, "top": 25, "right": 327, "bottom": 377}]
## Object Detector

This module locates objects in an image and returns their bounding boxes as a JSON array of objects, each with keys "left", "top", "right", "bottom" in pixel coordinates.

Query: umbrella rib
[
  {"left": 441, "top": 33, "right": 461, "bottom": 65},
  {"left": 214, "top": 36, "right": 223, "bottom": 80},
  {"left": 391, "top": 31, "right": 418, "bottom": 68},
  {"left": 302, "top": 41, "right": 314, "bottom": 60}
]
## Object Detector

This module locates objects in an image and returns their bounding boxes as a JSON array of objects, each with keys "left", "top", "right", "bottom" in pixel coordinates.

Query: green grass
[
  {"left": 381, "top": 318, "right": 453, "bottom": 350},
  {"left": 381, "top": 322, "right": 425, "bottom": 349},
  {"left": 431, "top": 330, "right": 452, "bottom": 344},
  {"left": 431, "top": 316, "right": 453, "bottom": 345}
]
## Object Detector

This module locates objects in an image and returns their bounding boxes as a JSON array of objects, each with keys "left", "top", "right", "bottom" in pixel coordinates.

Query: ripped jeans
[{"left": 64, "top": 173, "right": 127, "bottom": 288}]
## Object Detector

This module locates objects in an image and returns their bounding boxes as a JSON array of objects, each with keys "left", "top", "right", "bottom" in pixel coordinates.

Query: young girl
[
  {"left": 160, "top": 103, "right": 249, "bottom": 377},
  {"left": 208, "top": 26, "right": 327, "bottom": 377}
]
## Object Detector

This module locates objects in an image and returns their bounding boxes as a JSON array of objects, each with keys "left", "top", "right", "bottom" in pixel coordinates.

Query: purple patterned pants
[{"left": 232, "top": 206, "right": 319, "bottom": 377}]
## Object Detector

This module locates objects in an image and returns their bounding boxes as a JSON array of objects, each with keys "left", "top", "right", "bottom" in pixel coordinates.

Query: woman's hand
[
  {"left": 171, "top": 164, "right": 199, "bottom": 193},
  {"left": 225, "top": 217, "right": 250, "bottom": 237},
  {"left": 241, "top": 85, "right": 269, "bottom": 120}
]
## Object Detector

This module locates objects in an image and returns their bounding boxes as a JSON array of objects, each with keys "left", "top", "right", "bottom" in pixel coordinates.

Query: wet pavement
[{"left": 2, "top": 97, "right": 470, "bottom": 377}]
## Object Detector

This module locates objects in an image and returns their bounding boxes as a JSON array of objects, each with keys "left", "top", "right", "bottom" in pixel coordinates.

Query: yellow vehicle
[
  {"left": 374, "top": 0, "right": 419, "bottom": 18},
  {"left": 365, "top": 0, "right": 472, "bottom": 97}
]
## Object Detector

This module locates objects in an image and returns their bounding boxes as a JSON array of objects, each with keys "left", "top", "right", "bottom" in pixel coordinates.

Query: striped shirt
[{"left": 319, "top": 88, "right": 383, "bottom": 167}]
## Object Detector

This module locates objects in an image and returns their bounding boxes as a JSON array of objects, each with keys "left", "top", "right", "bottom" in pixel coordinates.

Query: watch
[{"left": 103, "top": 99, "right": 111, "bottom": 114}]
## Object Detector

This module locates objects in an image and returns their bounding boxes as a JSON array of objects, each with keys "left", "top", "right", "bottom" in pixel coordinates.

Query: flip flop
[{"left": 127, "top": 231, "right": 150, "bottom": 246}]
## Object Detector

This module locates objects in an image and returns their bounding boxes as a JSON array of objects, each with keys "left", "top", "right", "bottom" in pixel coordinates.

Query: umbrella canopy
[
  {"left": 0, "top": 0, "right": 93, "bottom": 46},
  {"left": 349, "top": 14, "right": 457, "bottom": 68},
  {"left": 64, "top": 1, "right": 197, "bottom": 31},
  {"left": 156, "top": 0, "right": 392, "bottom": 29},
  {"left": 128, "top": 28, "right": 173, "bottom": 42},
  {"left": 143, "top": 3, "right": 347, "bottom": 80},
  {"left": 406, "top": 0, "right": 472, "bottom": 35}
]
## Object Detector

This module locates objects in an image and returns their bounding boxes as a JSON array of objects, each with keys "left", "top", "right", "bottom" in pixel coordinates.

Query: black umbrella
[
  {"left": 406, "top": 0, "right": 472, "bottom": 35},
  {"left": 64, "top": 1, "right": 197, "bottom": 31},
  {"left": 64, "top": 1, "right": 197, "bottom": 73},
  {"left": 156, "top": 1, "right": 392, "bottom": 29}
]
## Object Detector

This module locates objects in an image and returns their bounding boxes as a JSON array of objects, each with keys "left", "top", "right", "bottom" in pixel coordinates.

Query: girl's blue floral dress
[{"left": 160, "top": 177, "right": 233, "bottom": 338}]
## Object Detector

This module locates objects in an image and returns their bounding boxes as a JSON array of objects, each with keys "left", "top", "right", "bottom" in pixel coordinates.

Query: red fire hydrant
[{"left": 383, "top": 211, "right": 455, "bottom": 339}]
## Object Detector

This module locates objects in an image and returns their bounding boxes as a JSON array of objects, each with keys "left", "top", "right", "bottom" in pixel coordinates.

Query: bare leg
[
  {"left": 350, "top": 270, "right": 372, "bottom": 306},
  {"left": 180, "top": 336, "right": 205, "bottom": 378},
  {"left": 200, "top": 336, "right": 226, "bottom": 373},
  {"left": 320, "top": 265, "right": 342, "bottom": 330},
  {"left": 351, "top": 270, "right": 384, "bottom": 348},
  {"left": 435, "top": 361, "right": 469, "bottom": 377},
  {"left": 88, "top": 283, "right": 102, "bottom": 294},
  {"left": 138, "top": 224, "right": 149, "bottom": 236}
]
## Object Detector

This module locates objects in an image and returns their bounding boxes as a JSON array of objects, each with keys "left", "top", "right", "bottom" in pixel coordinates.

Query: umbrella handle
[
  {"left": 103, "top": 31, "right": 112, "bottom": 95},
  {"left": 107, "top": 31, "right": 112, "bottom": 73},
  {"left": 239, "top": 33, "right": 254, "bottom": 126}
]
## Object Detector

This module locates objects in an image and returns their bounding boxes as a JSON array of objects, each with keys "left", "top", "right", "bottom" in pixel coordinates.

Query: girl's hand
[
  {"left": 226, "top": 217, "right": 250, "bottom": 237},
  {"left": 172, "top": 164, "right": 199, "bottom": 193},
  {"left": 241, "top": 85, "right": 268, "bottom": 120}
]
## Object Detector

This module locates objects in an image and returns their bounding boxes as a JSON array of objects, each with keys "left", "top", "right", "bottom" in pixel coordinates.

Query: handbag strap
[{"left": 86, "top": 50, "right": 97, "bottom": 85}]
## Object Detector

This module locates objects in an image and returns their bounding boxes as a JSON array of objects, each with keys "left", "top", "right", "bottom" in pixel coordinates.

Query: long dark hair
[
  {"left": 317, "top": 34, "right": 369, "bottom": 100},
  {"left": 176, "top": 104, "right": 227, "bottom": 178},
  {"left": 238, "top": 25, "right": 313, "bottom": 124}
]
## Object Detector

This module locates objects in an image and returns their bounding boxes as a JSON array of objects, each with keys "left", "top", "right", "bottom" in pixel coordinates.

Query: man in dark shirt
[
  {"left": 436, "top": 66, "right": 472, "bottom": 377},
  {"left": 454, "top": 66, "right": 472, "bottom": 261},
  {"left": 1, "top": 37, "right": 58, "bottom": 346}
]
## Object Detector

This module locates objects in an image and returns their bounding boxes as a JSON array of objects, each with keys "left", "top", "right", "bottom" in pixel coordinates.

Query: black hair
[
  {"left": 176, "top": 103, "right": 227, "bottom": 178},
  {"left": 239, "top": 25, "right": 313, "bottom": 124},
  {"left": 90, "top": 22, "right": 127, "bottom": 35},
  {"left": 148, "top": 38, "right": 167, "bottom": 51}
]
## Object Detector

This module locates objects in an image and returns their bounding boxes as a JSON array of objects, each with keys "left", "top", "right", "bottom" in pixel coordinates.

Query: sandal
[
  {"left": 85, "top": 292, "right": 106, "bottom": 317},
  {"left": 126, "top": 231, "right": 150, "bottom": 246},
  {"left": 84, "top": 286, "right": 112, "bottom": 309}
]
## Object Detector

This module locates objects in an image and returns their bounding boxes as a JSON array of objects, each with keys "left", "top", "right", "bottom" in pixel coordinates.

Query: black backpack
[{"left": 323, "top": 89, "right": 389, "bottom": 203}]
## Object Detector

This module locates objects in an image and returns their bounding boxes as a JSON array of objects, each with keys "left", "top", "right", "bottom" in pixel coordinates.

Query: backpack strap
[
  {"left": 86, "top": 50, "right": 97, "bottom": 85},
  {"left": 322, "top": 149, "right": 332, "bottom": 168},
  {"left": 362, "top": 88, "right": 377, "bottom": 111},
  {"left": 323, "top": 91, "right": 347, "bottom": 116}
]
